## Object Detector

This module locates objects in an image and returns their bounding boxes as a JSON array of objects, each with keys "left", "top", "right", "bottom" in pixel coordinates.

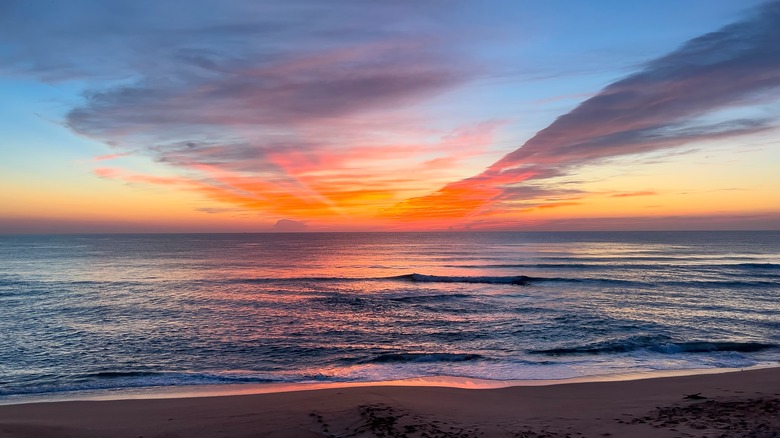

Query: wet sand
[{"left": 0, "top": 367, "right": 778, "bottom": 437}]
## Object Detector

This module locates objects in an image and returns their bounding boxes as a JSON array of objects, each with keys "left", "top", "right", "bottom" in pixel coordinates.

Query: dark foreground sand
[{"left": 0, "top": 367, "right": 778, "bottom": 437}]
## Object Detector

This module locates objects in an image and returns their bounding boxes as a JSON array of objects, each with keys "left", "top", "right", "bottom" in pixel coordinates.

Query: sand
[{"left": 0, "top": 367, "right": 778, "bottom": 437}]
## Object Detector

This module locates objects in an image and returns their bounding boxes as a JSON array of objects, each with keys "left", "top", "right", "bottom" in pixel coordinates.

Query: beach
[
  {"left": 3, "top": 0, "right": 780, "bottom": 434},
  {"left": 1, "top": 367, "right": 778, "bottom": 437}
]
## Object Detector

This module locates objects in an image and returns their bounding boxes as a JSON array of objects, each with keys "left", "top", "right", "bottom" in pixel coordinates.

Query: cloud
[
  {"left": 4, "top": 1, "right": 779, "bottom": 228},
  {"left": 0, "top": 1, "right": 492, "bottom": 221},
  {"left": 83, "top": 119, "right": 502, "bottom": 223},
  {"left": 65, "top": 42, "right": 466, "bottom": 139},
  {"left": 196, "top": 207, "right": 249, "bottom": 215},
  {"left": 1, "top": 0, "right": 473, "bottom": 150},
  {"left": 610, "top": 191, "right": 657, "bottom": 198},
  {"left": 1, "top": 1, "right": 450, "bottom": 80},
  {"left": 93, "top": 152, "right": 132, "bottom": 161},
  {"left": 273, "top": 218, "right": 308, "bottom": 231},
  {"left": 389, "top": 1, "right": 780, "bottom": 219},
  {"left": 94, "top": 167, "right": 185, "bottom": 186}
]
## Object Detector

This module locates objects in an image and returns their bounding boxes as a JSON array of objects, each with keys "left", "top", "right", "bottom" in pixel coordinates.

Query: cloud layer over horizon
[
  {"left": 390, "top": 1, "right": 780, "bottom": 221},
  {"left": 1, "top": 0, "right": 778, "bottom": 230}
]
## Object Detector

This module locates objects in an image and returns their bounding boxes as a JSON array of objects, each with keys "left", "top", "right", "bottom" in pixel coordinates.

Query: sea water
[{"left": 0, "top": 231, "right": 778, "bottom": 399}]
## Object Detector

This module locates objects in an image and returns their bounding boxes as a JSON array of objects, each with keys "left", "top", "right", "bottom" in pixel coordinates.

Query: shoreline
[
  {"left": 1, "top": 363, "right": 776, "bottom": 406},
  {"left": 0, "top": 366, "right": 777, "bottom": 437}
]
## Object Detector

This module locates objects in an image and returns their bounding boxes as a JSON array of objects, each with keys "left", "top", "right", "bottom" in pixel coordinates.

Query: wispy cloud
[
  {"left": 93, "top": 152, "right": 132, "bottom": 161},
  {"left": 94, "top": 167, "right": 184, "bottom": 186},
  {"left": 610, "top": 191, "right": 657, "bottom": 198},
  {"left": 3, "top": 1, "right": 779, "bottom": 229},
  {"left": 389, "top": 1, "right": 780, "bottom": 220},
  {"left": 65, "top": 42, "right": 466, "bottom": 138},
  {"left": 0, "top": 0, "right": 489, "bottom": 221}
]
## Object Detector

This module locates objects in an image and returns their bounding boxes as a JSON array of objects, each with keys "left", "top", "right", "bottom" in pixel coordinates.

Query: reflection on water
[{"left": 0, "top": 231, "right": 778, "bottom": 398}]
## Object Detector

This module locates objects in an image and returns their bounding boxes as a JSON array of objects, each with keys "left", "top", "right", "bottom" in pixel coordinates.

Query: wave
[
  {"left": 734, "top": 263, "right": 780, "bottom": 270},
  {"left": 666, "top": 342, "right": 777, "bottom": 353},
  {"left": 389, "top": 293, "right": 472, "bottom": 303},
  {"left": 658, "top": 280, "right": 779, "bottom": 288},
  {"left": 396, "top": 273, "right": 537, "bottom": 285},
  {"left": 446, "top": 263, "right": 605, "bottom": 269},
  {"left": 363, "top": 353, "right": 484, "bottom": 364},
  {"left": 226, "top": 273, "right": 650, "bottom": 288},
  {"left": 211, "top": 271, "right": 776, "bottom": 289},
  {"left": 0, "top": 371, "right": 284, "bottom": 397},
  {"left": 84, "top": 371, "right": 160, "bottom": 379},
  {"left": 544, "top": 277, "right": 641, "bottom": 286},
  {"left": 447, "top": 262, "right": 780, "bottom": 271},
  {"left": 234, "top": 276, "right": 362, "bottom": 284},
  {"left": 529, "top": 340, "right": 777, "bottom": 356},
  {"left": 232, "top": 273, "right": 541, "bottom": 286},
  {"left": 540, "top": 255, "right": 763, "bottom": 262},
  {"left": 445, "top": 263, "right": 660, "bottom": 270},
  {"left": 82, "top": 371, "right": 280, "bottom": 384}
]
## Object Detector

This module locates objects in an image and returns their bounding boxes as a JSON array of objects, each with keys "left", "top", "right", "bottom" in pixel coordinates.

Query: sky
[{"left": 1, "top": 0, "right": 779, "bottom": 233}]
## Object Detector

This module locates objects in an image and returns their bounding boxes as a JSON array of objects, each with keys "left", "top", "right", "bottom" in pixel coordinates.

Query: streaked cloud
[
  {"left": 390, "top": 1, "right": 780, "bottom": 220},
  {"left": 1, "top": 0, "right": 778, "bottom": 231},
  {"left": 94, "top": 167, "right": 185, "bottom": 186},
  {"left": 9, "top": 0, "right": 485, "bottom": 222},
  {"left": 610, "top": 191, "right": 657, "bottom": 198},
  {"left": 65, "top": 42, "right": 466, "bottom": 138},
  {"left": 93, "top": 152, "right": 132, "bottom": 161}
]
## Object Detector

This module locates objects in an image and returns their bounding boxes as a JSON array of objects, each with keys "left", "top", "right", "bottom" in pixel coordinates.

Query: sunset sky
[{"left": 1, "top": 0, "right": 779, "bottom": 233}]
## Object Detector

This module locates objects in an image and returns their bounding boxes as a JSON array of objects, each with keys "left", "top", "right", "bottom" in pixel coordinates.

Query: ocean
[{"left": 0, "top": 231, "right": 778, "bottom": 400}]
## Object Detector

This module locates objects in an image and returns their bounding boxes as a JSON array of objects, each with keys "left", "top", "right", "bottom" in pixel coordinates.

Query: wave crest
[
  {"left": 399, "top": 273, "right": 535, "bottom": 285},
  {"left": 363, "top": 353, "right": 484, "bottom": 364},
  {"left": 529, "top": 340, "right": 777, "bottom": 356}
]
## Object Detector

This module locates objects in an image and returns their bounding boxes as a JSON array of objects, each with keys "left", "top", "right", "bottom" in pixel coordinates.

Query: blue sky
[{"left": 1, "top": 1, "right": 778, "bottom": 232}]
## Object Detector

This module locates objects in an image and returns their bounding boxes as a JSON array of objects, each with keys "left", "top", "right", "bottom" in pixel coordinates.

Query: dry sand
[{"left": 0, "top": 367, "right": 778, "bottom": 437}]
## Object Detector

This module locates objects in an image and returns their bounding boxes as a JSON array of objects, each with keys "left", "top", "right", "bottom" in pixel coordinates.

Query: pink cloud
[
  {"left": 388, "top": 3, "right": 780, "bottom": 220},
  {"left": 94, "top": 167, "right": 184, "bottom": 186},
  {"left": 32, "top": 1, "right": 780, "bottom": 229},
  {"left": 610, "top": 191, "right": 657, "bottom": 198},
  {"left": 93, "top": 152, "right": 132, "bottom": 161}
]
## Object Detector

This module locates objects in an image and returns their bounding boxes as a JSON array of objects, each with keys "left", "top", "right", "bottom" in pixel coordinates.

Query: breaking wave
[
  {"left": 529, "top": 339, "right": 777, "bottom": 356},
  {"left": 363, "top": 353, "right": 485, "bottom": 364},
  {"left": 0, "top": 371, "right": 283, "bottom": 397},
  {"left": 396, "top": 273, "right": 537, "bottom": 285}
]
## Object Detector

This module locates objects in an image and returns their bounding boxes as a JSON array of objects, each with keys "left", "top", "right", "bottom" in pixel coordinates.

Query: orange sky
[{"left": 1, "top": 1, "right": 779, "bottom": 232}]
